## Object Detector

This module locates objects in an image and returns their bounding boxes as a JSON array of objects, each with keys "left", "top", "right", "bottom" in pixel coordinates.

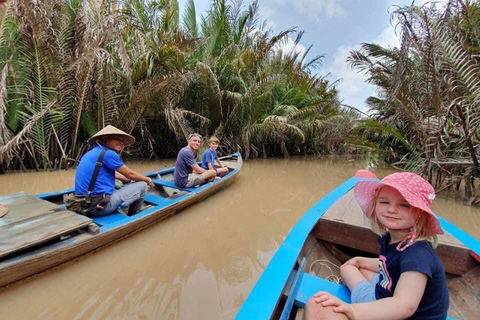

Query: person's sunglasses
[{"left": 188, "top": 133, "right": 202, "bottom": 140}]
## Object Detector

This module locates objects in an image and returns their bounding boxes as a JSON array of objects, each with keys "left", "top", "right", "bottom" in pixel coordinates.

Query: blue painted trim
[
  {"left": 144, "top": 153, "right": 240, "bottom": 177},
  {"left": 37, "top": 188, "right": 74, "bottom": 199},
  {"left": 437, "top": 215, "right": 480, "bottom": 256},
  {"left": 144, "top": 193, "right": 174, "bottom": 206},
  {"left": 235, "top": 177, "right": 358, "bottom": 320},
  {"left": 280, "top": 258, "right": 307, "bottom": 320},
  {"left": 151, "top": 179, "right": 196, "bottom": 192},
  {"left": 295, "top": 273, "right": 351, "bottom": 307},
  {"left": 92, "top": 213, "right": 130, "bottom": 226}
]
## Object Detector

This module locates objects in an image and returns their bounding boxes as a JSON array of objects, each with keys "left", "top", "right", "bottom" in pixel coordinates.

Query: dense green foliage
[
  {"left": 0, "top": 0, "right": 355, "bottom": 172},
  {"left": 348, "top": 0, "right": 480, "bottom": 200}
]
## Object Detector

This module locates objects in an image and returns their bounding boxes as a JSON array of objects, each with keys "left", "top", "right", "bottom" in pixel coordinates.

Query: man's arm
[
  {"left": 116, "top": 165, "right": 155, "bottom": 188},
  {"left": 215, "top": 158, "right": 224, "bottom": 167},
  {"left": 191, "top": 163, "right": 208, "bottom": 174},
  {"left": 115, "top": 171, "right": 131, "bottom": 183}
]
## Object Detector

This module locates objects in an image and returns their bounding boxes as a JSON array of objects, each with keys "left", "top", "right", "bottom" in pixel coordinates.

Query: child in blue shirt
[
  {"left": 201, "top": 136, "right": 228, "bottom": 177},
  {"left": 306, "top": 172, "right": 449, "bottom": 320}
]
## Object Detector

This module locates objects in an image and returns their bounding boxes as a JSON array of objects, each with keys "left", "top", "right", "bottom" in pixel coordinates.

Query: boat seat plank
[
  {"left": 294, "top": 273, "right": 351, "bottom": 307},
  {"left": 92, "top": 213, "right": 130, "bottom": 226},
  {"left": 0, "top": 193, "right": 92, "bottom": 258},
  {"left": 151, "top": 179, "right": 196, "bottom": 192},
  {"left": 144, "top": 194, "right": 174, "bottom": 206}
]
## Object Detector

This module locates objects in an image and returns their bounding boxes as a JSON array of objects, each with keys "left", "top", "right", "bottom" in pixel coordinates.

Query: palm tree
[
  {"left": 348, "top": 0, "right": 480, "bottom": 200},
  {"left": 0, "top": 0, "right": 346, "bottom": 171}
]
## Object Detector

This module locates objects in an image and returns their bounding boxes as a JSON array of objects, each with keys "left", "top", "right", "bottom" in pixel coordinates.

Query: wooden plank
[
  {"left": 460, "top": 264, "right": 480, "bottom": 298},
  {"left": 447, "top": 301, "right": 466, "bottom": 320},
  {"left": 323, "top": 190, "right": 368, "bottom": 226},
  {"left": 0, "top": 192, "right": 67, "bottom": 221},
  {"left": 0, "top": 203, "right": 8, "bottom": 217},
  {"left": 317, "top": 190, "right": 477, "bottom": 276},
  {"left": 0, "top": 193, "right": 92, "bottom": 258},
  {"left": 447, "top": 275, "right": 480, "bottom": 320},
  {"left": 294, "top": 308, "right": 304, "bottom": 320},
  {"left": 314, "top": 219, "right": 477, "bottom": 276}
]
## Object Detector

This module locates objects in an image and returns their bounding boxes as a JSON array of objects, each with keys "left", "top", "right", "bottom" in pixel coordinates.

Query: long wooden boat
[
  {"left": 0, "top": 153, "right": 242, "bottom": 289},
  {"left": 236, "top": 173, "right": 480, "bottom": 320}
]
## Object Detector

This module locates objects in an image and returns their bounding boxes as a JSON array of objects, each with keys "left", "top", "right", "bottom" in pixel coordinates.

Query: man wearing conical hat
[{"left": 72, "top": 125, "right": 155, "bottom": 216}]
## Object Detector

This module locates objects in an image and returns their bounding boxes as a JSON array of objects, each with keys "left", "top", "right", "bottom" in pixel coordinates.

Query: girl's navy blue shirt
[{"left": 376, "top": 233, "right": 449, "bottom": 319}]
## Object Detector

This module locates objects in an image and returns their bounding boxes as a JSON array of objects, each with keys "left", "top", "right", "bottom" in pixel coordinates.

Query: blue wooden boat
[
  {"left": 0, "top": 153, "right": 242, "bottom": 289},
  {"left": 236, "top": 174, "right": 480, "bottom": 320}
]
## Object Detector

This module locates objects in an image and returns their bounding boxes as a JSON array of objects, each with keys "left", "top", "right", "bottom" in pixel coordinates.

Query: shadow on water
[{"left": 0, "top": 156, "right": 478, "bottom": 319}]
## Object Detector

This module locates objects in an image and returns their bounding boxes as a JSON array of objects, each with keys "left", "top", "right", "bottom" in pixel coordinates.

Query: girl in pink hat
[{"left": 306, "top": 172, "right": 449, "bottom": 320}]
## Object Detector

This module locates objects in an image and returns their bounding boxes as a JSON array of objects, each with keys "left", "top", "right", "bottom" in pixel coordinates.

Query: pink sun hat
[{"left": 354, "top": 172, "right": 444, "bottom": 235}]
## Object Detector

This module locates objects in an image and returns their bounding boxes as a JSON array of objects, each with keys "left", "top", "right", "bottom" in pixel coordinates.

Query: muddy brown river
[{"left": 0, "top": 157, "right": 479, "bottom": 319}]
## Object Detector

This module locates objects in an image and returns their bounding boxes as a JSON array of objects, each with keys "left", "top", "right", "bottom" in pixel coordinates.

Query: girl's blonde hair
[{"left": 367, "top": 187, "right": 438, "bottom": 248}]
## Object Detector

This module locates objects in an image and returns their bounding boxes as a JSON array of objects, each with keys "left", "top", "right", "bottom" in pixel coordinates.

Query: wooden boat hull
[
  {"left": 236, "top": 177, "right": 480, "bottom": 320},
  {"left": 0, "top": 153, "right": 242, "bottom": 289}
]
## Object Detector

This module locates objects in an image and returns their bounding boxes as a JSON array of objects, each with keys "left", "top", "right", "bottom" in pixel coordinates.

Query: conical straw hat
[{"left": 88, "top": 125, "right": 135, "bottom": 146}]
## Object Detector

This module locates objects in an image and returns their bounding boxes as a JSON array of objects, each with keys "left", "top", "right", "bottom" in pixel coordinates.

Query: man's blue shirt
[
  {"left": 174, "top": 147, "right": 196, "bottom": 187},
  {"left": 75, "top": 145, "right": 124, "bottom": 196},
  {"left": 201, "top": 148, "right": 218, "bottom": 170}
]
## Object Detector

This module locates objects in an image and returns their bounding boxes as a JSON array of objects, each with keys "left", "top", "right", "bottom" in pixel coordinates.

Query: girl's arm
[
  {"left": 344, "top": 257, "right": 379, "bottom": 273},
  {"left": 315, "top": 271, "right": 428, "bottom": 320}
]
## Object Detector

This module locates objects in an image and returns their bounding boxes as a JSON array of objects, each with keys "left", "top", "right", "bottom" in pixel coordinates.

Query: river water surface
[{"left": 0, "top": 157, "right": 479, "bottom": 319}]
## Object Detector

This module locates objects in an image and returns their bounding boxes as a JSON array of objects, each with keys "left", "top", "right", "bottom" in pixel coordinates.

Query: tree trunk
[{"left": 455, "top": 105, "right": 479, "bottom": 177}]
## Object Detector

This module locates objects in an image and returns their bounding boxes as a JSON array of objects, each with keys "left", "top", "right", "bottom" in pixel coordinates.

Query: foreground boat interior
[{"left": 236, "top": 177, "right": 480, "bottom": 320}]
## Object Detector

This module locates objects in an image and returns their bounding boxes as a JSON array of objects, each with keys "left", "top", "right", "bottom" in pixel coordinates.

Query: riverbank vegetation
[
  {"left": 0, "top": 0, "right": 478, "bottom": 202},
  {"left": 0, "top": 0, "right": 354, "bottom": 173},
  {"left": 348, "top": 0, "right": 480, "bottom": 202}
]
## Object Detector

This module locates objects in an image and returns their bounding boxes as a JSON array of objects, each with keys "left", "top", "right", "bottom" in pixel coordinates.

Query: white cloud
[
  {"left": 375, "top": 26, "right": 400, "bottom": 48},
  {"left": 327, "top": 25, "right": 400, "bottom": 112},
  {"left": 277, "top": 37, "right": 307, "bottom": 58},
  {"left": 292, "top": 0, "right": 345, "bottom": 20},
  {"left": 264, "top": 0, "right": 345, "bottom": 22}
]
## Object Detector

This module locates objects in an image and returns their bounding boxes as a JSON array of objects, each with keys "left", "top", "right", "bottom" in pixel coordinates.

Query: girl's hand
[
  {"left": 343, "top": 257, "right": 361, "bottom": 268},
  {"left": 313, "top": 291, "right": 355, "bottom": 319}
]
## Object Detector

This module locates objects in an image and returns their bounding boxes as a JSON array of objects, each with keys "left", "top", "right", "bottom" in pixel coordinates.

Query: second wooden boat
[{"left": 0, "top": 153, "right": 242, "bottom": 289}]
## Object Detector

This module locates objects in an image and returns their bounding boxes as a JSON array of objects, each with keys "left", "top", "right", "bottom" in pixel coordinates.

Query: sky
[{"left": 177, "top": 0, "right": 431, "bottom": 111}]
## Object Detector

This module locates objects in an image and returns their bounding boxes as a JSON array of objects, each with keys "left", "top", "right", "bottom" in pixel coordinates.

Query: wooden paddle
[{"left": 0, "top": 203, "right": 8, "bottom": 218}]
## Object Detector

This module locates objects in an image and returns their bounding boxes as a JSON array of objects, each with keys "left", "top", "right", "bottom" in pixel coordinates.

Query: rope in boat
[{"left": 309, "top": 259, "right": 342, "bottom": 284}]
